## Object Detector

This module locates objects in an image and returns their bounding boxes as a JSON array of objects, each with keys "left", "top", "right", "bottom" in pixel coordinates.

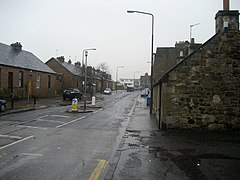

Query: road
[{"left": 0, "top": 91, "right": 139, "bottom": 180}]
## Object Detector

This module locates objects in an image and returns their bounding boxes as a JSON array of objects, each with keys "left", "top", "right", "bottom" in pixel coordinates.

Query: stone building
[
  {"left": 153, "top": 40, "right": 201, "bottom": 85},
  {"left": 153, "top": 2, "right": 240, "bottom": 130},
  {"left": 0, "top": 42, "right": 59, "bottom": 99}
]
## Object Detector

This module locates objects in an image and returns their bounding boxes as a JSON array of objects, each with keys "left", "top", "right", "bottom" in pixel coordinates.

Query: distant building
[
  {"left": 46, "top": 57, "right": 113, "bottom": 93},
  {"left": 119, "top": 78, "right": 140, "bottom": 89},
  {"left": 140, "top": 73, "right": 150, "bottom": 88},
  {"left": 0, "top": 42, "right": 59, "bottom": 98}
]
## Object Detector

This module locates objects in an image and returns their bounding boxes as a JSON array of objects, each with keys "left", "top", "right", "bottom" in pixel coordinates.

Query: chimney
[
  {"left": 75, "top": 61, "right": 81, "bottom": 67},
  {"left": 57, "top": 56, "right": 65, "bottom": 63},
  {"left": 11, "top": 42, "right": 22, "bottom": 51},
  {"left": 215, "top": 0, "right": 239, "bottom": 33},
  {"left": 191, "top": 38, "right": 195, "bottom": 44}
]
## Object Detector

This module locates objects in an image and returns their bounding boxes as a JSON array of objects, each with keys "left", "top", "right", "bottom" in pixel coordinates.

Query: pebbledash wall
[{"left": 157, "top": 32, "right": 240, "bottom": 130}]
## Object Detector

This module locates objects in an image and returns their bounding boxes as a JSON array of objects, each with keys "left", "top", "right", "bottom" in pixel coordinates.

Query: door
[{"left": 8, "top": 72, "right": 13, "bottom": 93}]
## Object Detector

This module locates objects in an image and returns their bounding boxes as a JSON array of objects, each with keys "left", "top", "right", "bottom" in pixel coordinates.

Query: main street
[{"left": 0, "top": 91, "right": 139, "bottom": 179}]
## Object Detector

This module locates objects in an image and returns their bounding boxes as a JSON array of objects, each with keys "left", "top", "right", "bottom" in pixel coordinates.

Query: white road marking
[
  {"left": 34, "top": 115, "right": 48, "bottom": 120},
  {"left": 56, "top": 116, "right": 86, "bottom": 128},
  {"left": 18, "top": 125, "right": 47, "bottom": 130},
  {"left": 51, "top": 115, "right": 71, "bottom": 118},
  {"left": 37, "top": 119, "right": 65, "bottom": 124},
  {"left": 21, "top": 153, "right": 43, "bottom": 157},
  {"left": 0, "top": 136, "right": 34, "bottom": 150},
  {"left": 0, "top": 134, "right": 22, "bottom": 140}
]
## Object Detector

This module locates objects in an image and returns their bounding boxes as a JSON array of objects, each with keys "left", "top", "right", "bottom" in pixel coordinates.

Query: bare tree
[{"left": 96, "top": 62, "right": 109, "bottom": 73}]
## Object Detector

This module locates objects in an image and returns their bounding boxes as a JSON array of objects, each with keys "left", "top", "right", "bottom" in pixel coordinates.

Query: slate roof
[
  {"left": 50, "top": 58, "right": 82, "bottom": 76},
  {"left": 0, "top": 42, "right": 55, "bottom": 74}
]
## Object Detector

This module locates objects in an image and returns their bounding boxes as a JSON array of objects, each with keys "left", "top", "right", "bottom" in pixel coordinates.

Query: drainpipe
[{"left": 158, "top": 80, "right": 162, "bottom": 130}]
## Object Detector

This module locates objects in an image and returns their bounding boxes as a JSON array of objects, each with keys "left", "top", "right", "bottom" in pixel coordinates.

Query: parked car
[
  {"left": 0, "top": 99, "right": 7, "bottom": 112},
  {"left": 63, "top": 88, "right": 83, "bottom": 100},
  {"left": 141, "top": 88, "right": 150, "bottom": 97},
  {"left": 103, "top": 88, "right": 112, "bottom": 95},
  {"left": 126, "top": 86, "right": 134, "bottom": 92}
]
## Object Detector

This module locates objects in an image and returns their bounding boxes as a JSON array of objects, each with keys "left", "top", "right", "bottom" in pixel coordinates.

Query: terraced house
[{"left": 0, "top": 42, "right": 59, "bottom": 99}]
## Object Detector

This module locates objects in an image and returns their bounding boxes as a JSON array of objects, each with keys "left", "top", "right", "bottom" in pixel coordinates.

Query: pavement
[
  {"left": 105, "top": 96, "right": 240, "bottom": 180},
  {"left": 1, "top": 93, "right": 240, "bottom": 179},
  {"left": 1, "top": 94, "right": 103, "bottom": 115}
]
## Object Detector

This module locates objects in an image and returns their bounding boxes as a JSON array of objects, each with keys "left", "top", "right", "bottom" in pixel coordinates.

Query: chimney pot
[
  {"left": 223, "top": 0, "right": 229, "bottom": 11},
  {"left": 10, "top": 42, "right": 22, "bottom": 51}
]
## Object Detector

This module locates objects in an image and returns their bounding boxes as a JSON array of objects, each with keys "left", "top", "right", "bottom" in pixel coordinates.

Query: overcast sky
[{"left": 1, "top": 0, "right": 240, "bottom": 80}]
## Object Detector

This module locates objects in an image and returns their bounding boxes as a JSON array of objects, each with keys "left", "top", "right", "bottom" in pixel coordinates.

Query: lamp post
[
  {"left": 82, "top": 48, "right": 96, "bottom": 77},
  {"left": 127, "top": 10, "right": 154, "bottom": 114},
  {"left": 133, "top": 71, "right": 139, "bottom": 88},
  {"left": 82, "top": 49, "right": 96, "bottom": 111},
  {"left": 116, "top": 66, "right": 124, "bottom": 92},
  {"left": 190, "top": 23, "right": 200, "bottom": 42}
]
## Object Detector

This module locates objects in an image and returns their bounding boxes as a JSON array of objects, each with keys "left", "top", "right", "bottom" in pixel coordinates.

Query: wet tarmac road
[{"left": 0, "top": 91, "right": 139, "bottom": 179}]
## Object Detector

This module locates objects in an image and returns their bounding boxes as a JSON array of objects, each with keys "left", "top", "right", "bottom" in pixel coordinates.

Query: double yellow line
[{"left": 89, "top": 160, "right": 108, "bottom": 180}]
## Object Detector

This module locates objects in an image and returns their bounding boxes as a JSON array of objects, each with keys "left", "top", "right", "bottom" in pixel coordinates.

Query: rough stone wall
[{"left": 161, "top": 32, "right": 240, "bottom": 130}]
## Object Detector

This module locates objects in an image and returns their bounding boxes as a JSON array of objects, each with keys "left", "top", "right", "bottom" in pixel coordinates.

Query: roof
[
  {"left": 0, "top": 42, "right": 55, "bottom": 74},
  {"left": 154, "top": 34, "right": 218, "bottom": 86},
  {"left": 48, "top": 57, "right": 82, "bottom": 76}
]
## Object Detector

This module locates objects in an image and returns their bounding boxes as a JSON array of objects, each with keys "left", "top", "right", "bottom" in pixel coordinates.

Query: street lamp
[
  {"left": 82, "top": 49, "right": 96, "bottom": 111},
  {"left": 133, "top": 71, "right": 139, "bottom": 88},
  {"left": 116, "top": 66, "right": 124, "bottom": 92},
  {"left": 190, "top": 23, "right": 200, "bottom": 42},
  {"left": 127, "top": 10, "right": 154, "bottom": 114},
  {"left": 81, "top": 48, "right": 96, "bottom": 91}
]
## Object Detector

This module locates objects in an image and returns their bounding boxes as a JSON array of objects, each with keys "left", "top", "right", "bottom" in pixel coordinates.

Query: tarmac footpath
[{"left": 104, "top": 96, "right": 240, "bottom": 180}]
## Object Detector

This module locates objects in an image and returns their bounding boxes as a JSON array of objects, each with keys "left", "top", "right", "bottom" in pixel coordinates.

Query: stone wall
[{"left": 159, "top": 32, "right": 240, "bottom": 130}]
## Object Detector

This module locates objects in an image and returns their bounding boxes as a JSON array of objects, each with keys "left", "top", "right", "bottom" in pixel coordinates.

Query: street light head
[{"left": 127, "top": 10, "right": 135, "bottom": 13}]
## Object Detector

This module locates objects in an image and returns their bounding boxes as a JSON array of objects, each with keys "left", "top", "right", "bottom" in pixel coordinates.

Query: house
[
  {"left": 46, "top": 56, "right": 83, "bottom": 92},
  {"left": 46, "top": 56, "right": 114, "bottom": 94},
  {"left": 153, "top": 2, "right": 240, "bottom": 130},
  {"left": 0, "top": 42, "right": 59, "bottom": 99},
  {"left": 140, "top": 73, "right": 151, "bottom": 89}
]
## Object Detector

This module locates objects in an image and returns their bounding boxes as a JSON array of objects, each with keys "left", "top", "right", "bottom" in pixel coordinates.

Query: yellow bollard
[{"left": 72, "top": 98, "right": 78, "bottom": 111}]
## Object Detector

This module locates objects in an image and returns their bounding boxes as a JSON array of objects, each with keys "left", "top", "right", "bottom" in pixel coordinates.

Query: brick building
[
  {"left": 0, "top": 42, "right": 59, "bottom": 99},
  {"left": 153, "top": 2, "right": 240, "bottom": 130},
  {"left": 46, "top": 57, "right": 114, "bottom": 94},
  {"left": 46, "top": 57, "right": 83, "bottom": 91}
]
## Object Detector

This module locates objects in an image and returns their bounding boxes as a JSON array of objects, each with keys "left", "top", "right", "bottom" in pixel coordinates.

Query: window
[
  {"left": 19, "top": 71, "right": 24, "bottom": 88},
  {"left": 36, "top": 75, "right": 41, "bottom": 89},
  {"left": 48, "top": 75, "right": 51, "bottom": 88}
]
